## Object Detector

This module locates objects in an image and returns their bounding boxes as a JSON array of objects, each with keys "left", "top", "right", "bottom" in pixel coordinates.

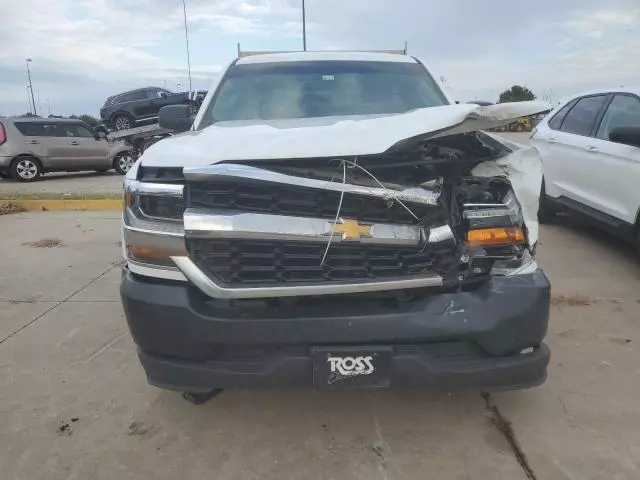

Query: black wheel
[
  {"left": 186, "top": 101, "right": 199, "bottom": 116},
  {"left": 112, "top": 114, "right": 134, "bottom": 131},
  {"left": 538, "top": 182, "right": 556, "bottom": 223},
  {"left": 10, "top": 157, "right": 42, "bottom": 182},
  {"left": 113, "top": 153, "right": 136, "bottom": 175}
]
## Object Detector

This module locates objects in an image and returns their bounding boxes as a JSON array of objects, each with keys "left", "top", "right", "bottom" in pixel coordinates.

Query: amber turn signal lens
[
  {"left": 128, "top": 246, "right": 186, "bottom": 262},
  {"left": 124, "top": 191, "right": 134, "bottom": 208},
  {"left": 466, "top": 227, "right": 525, "bottom": 246}
]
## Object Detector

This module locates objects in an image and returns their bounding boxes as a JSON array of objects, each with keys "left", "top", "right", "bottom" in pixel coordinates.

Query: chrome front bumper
[{"left": 123, "top": 208, "right": 454, "bottom": 299}]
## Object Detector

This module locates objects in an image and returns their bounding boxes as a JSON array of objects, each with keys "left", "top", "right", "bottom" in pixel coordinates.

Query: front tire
[
  {"left": 538, "top": 182, "right": 556, "bottom": 223},
  {"left": 10, "top": 157, "right": 43, "bottom": 182},
  {"left": 113, "top": 153, "right": 135, "bottom": 175},
  {"left": 112, "top": 114, "right": 134, "bottom": 131}
]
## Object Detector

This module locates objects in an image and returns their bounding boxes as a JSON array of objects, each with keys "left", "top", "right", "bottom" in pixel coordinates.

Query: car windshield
[{"left": 201, "top": 60, "right": 448, "bottom": 127}]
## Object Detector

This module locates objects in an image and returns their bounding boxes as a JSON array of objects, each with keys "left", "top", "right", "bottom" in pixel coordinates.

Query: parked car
[
  {"left": 100, "top": 87, "right": 207, "bottom": 131},
  {"left": 0, "top": 117, "right": 132, "bottom": 181},
  {"left": 532, "top": 88, "right": 640, "bottom": 251},
  {"left": 120, "top": 51, "right": 551, "bottom": 402}
]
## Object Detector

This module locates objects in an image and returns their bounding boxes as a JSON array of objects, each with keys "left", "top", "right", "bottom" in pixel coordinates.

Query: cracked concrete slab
[
  {"left": 0, "top": 212, "right": 121, "bottom": 302},
  {"left": 0, "top": 301, "right": 58, "bottom": 343},
  {"left": 67, "top": 267, "right": 121, "bottom": 303},
  {"left": 2, "top": 207, "right": 640, "bottom": 479},
  {"left": 491, "top": 223, "right": 640, "bottom": 480}
]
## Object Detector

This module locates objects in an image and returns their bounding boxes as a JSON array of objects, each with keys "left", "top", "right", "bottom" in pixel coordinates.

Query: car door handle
[
  {"left": 69, "top": 141, "right": 80, "bottom": 146},
  {"left": 27, "top": 140, "right": 39, "bottom": 144},
  {"left": 546, "top": 136, "right": 557, "bottom": 143},
  {"left": 586, "top": 146, "right": 598, "bottom": 153}
]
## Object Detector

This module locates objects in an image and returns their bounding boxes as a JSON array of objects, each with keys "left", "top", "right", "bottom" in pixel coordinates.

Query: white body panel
[{"left": 533, "top": 88, "right": 640, "bottom": 225}]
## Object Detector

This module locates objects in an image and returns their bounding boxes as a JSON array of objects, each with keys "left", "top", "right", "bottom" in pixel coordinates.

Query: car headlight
[
  {"left": 122, "top": 172, "right": 187, "bottom": 277},
  {"left": 457, "top": 180, "right": 534, "bottom": 277}
]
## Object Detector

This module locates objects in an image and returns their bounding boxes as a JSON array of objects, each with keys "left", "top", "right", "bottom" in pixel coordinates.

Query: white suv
[{"left": 532, "top": 88, "right": 640, "bottom": 250}]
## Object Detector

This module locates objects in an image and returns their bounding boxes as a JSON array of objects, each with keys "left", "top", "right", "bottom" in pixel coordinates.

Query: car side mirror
[
  {"left": 95, "top": 131, "right": 107, "bottom": 140},
  {"left": 159, "top": 105, "right": 193, "bottom": 132},
  {"left": 160, "top": 92, "right": 169, "bottom": 98},
  {"left": 609, "top": 126, "right": 640, "bottom": 148}
]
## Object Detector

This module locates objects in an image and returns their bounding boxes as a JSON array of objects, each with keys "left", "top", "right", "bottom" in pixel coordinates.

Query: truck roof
[{"left": 236, "top": 51, "right": 418, "bottom": 65}]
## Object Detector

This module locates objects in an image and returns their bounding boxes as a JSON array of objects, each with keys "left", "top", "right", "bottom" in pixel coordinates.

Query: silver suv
[{"left": 0, "top": 117, "right": 132, "bottom": 182}]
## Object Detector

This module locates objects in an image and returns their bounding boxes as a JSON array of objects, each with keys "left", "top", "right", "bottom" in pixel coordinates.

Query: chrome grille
[
  {"left": 187, "top": 239, "right": 456, "bottom": 285},
  {"left": 186, "top": 180, "right": 437, "bottom": 225}
]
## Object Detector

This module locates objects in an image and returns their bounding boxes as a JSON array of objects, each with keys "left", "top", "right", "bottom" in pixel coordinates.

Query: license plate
[{"left": 312, "top": 347, "right": 392, "bottom": 389}]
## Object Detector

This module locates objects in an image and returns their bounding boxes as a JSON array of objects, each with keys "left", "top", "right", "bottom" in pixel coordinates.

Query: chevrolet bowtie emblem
[{"left": 329, "top": 219, "right": 372, "bottom": 241}]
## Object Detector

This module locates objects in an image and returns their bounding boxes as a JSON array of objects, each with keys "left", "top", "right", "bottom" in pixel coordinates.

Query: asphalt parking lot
[
  {"left": 1, "top": 209, "right": 639, "bottom": 480},
  {"left": 0, "top": 171, "right": 123, "bottom": 198}
]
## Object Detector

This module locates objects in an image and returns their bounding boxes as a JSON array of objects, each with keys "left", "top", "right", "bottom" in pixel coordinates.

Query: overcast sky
[{"left": 1, "top": 0, "right": 639, "bottom": 117}]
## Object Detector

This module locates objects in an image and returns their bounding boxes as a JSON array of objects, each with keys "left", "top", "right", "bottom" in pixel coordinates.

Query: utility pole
[
  {"left": 37, "top": 90, "right": 43, "bottom": 117},
  {"left": 182, "top": 0, "right": 192, "bottom": 90},
  {"left": 26, "top": 87, "right": 33, "bottom": 114},
  {"left": 46, "top": 98, "right": 51, "bottom": 117},
  {"left": 302, "top": 0, "right": 307, "bottom": 51},
  {"left": 25, "top": 58, "right": 37, "bottom": 116}
]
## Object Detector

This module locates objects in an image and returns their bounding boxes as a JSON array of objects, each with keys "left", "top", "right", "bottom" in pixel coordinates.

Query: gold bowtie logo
[{"left": 330, "top": 219, "right": 372, "bottom": 241}]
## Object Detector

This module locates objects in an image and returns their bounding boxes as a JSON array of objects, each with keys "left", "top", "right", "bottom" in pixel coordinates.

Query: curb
[{"left": 1, "top": 198, "right": 123, "bottom": 212}]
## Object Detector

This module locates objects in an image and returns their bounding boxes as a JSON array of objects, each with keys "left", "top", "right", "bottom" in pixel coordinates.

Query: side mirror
[
  {"left": 160, "top": 92, "right": 169, "bottom": 98},
  {"left": 95, "top": 130, "right": 107, "bottom": 140},
  {"left": 609, "top": 126, "right": 640, "bottom": 148},
  {"left": 159, "top": 105, "right": 193, "bottom": 132}
]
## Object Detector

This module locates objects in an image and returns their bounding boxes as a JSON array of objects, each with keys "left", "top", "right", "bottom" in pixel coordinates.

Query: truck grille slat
[
  {"left": 187, "top": 180, "right": 435, "bottom": 225},
  {"left": 188, "top": 239, "right": 456, "bottom": 285}
]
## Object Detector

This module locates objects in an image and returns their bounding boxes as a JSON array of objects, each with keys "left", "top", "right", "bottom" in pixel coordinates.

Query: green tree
[{"left": 498, "top": 85, "right": 536, "bottom": 103}]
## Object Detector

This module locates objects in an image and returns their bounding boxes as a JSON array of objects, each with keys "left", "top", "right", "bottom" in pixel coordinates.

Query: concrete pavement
[
  {"left": 1, "top": 205, "right": 639, "bottom": 479},
  {"left": 0, "top": 171, "right": 123, "bottom": 199}
]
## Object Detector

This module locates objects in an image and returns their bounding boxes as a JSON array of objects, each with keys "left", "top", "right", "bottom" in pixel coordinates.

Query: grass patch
[
  {"left": 0, "top": 201, "right": 27, "bottom": 216},
  {"left": 0, "top": 192, "right": 122, "bottom": 200},
  {"left": 551, "top": 294, "right": 594, "bottom": 306},
  {"left": 23, "top": 238, "right": 65, "bottom": 248},
  {"left": 8, "top": 295, "right": 40, "bottom": 304}
]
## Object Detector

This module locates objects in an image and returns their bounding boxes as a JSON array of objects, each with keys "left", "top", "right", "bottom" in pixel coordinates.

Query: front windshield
[{"left": 201, "top": 60, "right": 448, "bottom": 127}]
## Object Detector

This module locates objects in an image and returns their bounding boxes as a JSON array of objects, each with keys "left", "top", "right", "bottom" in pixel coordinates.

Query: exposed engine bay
[{"left": 211, "top": 131, "right": 536, "bottom": 289}]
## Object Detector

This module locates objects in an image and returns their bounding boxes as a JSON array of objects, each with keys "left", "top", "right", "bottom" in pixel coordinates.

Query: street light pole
[
  {"left": 25, "top": 58, "right": 37, "bottom": 116},
  {"left": 302, "top": 0, "right": 307, "bottom": 51},
  {"left": 181, "top": 0, "right": 192, "bottom": 91}
]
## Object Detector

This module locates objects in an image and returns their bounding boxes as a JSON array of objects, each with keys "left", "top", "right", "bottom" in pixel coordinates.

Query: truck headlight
[
  {"left": 122, "top": 173, "right": 187, "bottom": 276},
  {"left": 458, "top": 182, "right": 534, "bottom": 277}
]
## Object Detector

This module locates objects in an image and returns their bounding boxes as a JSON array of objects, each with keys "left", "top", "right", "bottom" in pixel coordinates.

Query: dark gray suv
[{"left": 100, "top": 87, "right": 206, "bottom": 131}]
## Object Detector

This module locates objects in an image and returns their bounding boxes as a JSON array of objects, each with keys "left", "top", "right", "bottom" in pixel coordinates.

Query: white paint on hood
[
  {"left": 141, "top": 101, "right": 550, "bottom": 166},
  {"left": 140, "top": 101, "right": 549, "bottom": 248}
]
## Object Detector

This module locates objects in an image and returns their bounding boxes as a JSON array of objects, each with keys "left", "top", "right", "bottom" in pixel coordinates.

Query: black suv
[{"left": 100, "top": 87, "right": 206, "bottom": 131}]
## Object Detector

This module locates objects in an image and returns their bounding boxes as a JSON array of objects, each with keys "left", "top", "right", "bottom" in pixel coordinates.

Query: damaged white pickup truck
[{"left": 120, "top": 51, "right": 551, "bottom": 401}]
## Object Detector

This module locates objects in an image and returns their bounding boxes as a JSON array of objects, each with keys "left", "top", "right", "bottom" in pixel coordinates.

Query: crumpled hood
[
  {"left": 140, "top": 101, "right": 550, "bottom": 167},
  {"left": 136, "top": 100, "right": 549, "bottom": 249}
]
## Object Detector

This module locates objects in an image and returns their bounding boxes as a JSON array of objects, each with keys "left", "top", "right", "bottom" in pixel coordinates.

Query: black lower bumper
[{"left": 121, "top": 269, "right": 550, "bottom": 392}]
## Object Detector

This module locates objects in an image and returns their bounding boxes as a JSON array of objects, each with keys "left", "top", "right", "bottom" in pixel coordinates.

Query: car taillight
[{"left": 0, "top": 122, "right": 6, "bottom": 146}]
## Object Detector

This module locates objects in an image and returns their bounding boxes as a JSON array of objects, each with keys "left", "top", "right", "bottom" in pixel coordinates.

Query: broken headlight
[{"left": 456, "top": 179, "right": 531, "bottom": 277}]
